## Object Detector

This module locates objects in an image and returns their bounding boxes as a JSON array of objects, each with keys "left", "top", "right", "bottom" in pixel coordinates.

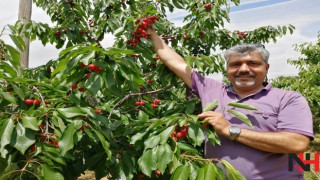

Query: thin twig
[{"left": 107, "top": 86, "right": 172, "bottom": 119}]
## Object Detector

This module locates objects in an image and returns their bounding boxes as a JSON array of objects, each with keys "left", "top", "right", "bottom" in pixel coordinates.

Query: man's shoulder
[{"left": 269, "top": 86, "right": 307, "bottom": 102}]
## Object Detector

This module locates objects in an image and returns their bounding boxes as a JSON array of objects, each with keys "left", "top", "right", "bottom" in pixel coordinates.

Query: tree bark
[{"left": 18, "top": 0, "right": 32, "bottom": 68}]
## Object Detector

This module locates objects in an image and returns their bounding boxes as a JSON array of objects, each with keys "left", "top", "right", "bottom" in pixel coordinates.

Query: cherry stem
[{"left": 107, "top": 85, "right": 172, "bottom": 119}]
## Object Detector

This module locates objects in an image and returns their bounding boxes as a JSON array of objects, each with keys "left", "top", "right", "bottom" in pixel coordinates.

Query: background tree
[
  {"left": 272, "top": 33, "right": 320, "bottom": 133},
  {"left": 0, "top": 0, "right": 294, "bottom": 179}
]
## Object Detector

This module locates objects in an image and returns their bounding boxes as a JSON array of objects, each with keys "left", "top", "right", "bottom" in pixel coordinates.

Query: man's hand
[{"left": 197, "top": 111, "right": 231, "bottom": 137}]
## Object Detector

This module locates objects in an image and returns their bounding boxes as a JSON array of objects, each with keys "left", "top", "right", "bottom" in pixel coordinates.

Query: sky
[{"left": 0, "top": 0, "right": 319, "bottom": 79}]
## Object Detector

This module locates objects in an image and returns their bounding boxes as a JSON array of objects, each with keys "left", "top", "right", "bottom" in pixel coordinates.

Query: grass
[{"left": 304, "top": 133, "right": 320, "bottom": 179}]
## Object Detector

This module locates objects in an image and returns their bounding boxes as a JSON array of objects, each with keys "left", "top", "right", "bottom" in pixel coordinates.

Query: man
[{"left": 148, "top": 28, "right": 314, "bottom": 179}]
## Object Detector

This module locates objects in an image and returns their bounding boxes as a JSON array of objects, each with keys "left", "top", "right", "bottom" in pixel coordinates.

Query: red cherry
[
  {"left": 137, "top": 173, "right": 146, "bottom": 180},
  {"left": 31, "top": 144, "right": 36, "bottom": 151},
  {"left": 183, "top": 34, "right": 187, "bottom": 39},
  {"left": 81, "top": 125, "right": 85, "bottom": 133},
  {"left": 86, "top": 73, "right": 91, "bottom": 78},
  {"left": 71, "top": 84, "right": 78, "bottom": 89},
  {"left": 88, "top": 64, "right": 96, "bottom": 71},
  {"left": 153, "top": 56, "right": 160, "bottom": 61},
  {"left": 94, "top": 109, "right": 101, "bottom": 114},
  {"left": 93, "top": 66, "right": 102, "bottom": 73},
  {"left": 154, "top": 99, "right": 161, "bottom": 104},
  {"left": 152, "top": 104, "right": 157, "bottom": 108},
  {"left": 33, "top": 99, "right": 40, "bottom": 106},
  {"left": 6, "top": 92, "right": 11, "bottom": 94},
  {"left": 180, "top": 129, "right": 187, "bottom": 137},
  {"left": 45, "top": 101, "right": 51, "bottom": 104},
  {"left": 155, "top": 170, "right": 161, "bottom": 175},
  {"left": 135, "top": 102, "right": 140, "bottom": 106},
  {"left": 147, "top": 79, "right": 153, "bottom": 84},
  {"left": 78, "top": 87, "right": 85, "bottom": 92},
  {"left": 79, "top": 63, "right": 86, "bottom": 68},
  {"left": 176, "top": 132, "right": 184, "bottom": 138},
  {"left": 140, "top": 101, "right": 145, "bottom": 106},
  {"left": 139, "top": 86, "right": 144, "bottom": 91},
  {"left": 39, "top": 124, "right": 44, "bottom": 129},
  {"left": 24, "top": 99, "right": 34, "bottom": 105},
  {"left": 54, "top": 140, "right": 59, "bottom": 148}
]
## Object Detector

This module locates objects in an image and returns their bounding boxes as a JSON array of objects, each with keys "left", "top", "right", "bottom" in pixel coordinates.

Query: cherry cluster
[
  {"left": 236, "top": 31, "right": 247, "bottom": 38},
  {"left": 204, "top": 3, "right": 212, "bottom": 10},
  {"left": 24, "top": 99, "right": 41, "bottom": 106},
  {"left": 170, "top": 125, "right": 189, "bottom": 141},
  {"left": 127, "top": 15, "right": 158, "bottom": 47}
]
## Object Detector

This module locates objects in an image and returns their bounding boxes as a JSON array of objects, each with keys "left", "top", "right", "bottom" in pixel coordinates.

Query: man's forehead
[{"left": 227, "top": 52, "right": 264, "bottom": 61}]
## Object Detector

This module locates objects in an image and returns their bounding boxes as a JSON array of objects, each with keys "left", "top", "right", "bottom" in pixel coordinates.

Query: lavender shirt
[{"left": 191, "top": 71, "right": 314, "bottom": 180}]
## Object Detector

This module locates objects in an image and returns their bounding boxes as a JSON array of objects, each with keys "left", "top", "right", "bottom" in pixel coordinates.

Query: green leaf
[
  {"left": 138, "top": 111, "right": 149, "bottom": 122},
  {"left": 207, "top": 128, "right": 220, "bottom": 146},
  {"left": 92, "top": 129, "right": 112, "bottom": 158},
  {"left": 227, "top": 109, "right": 252, "bottom": 127},
  {"left": 171, "top": 165, "right": 190, "bottom": 180},
  {"left": 5, "top": 44, "right": 20, "bottom": 68},
  {"left": 177, "top": 142, "right": 198, "bottom": 154},
  {"left": 57, "top": 107, "right": 84, "bottom": 118},
  {"left": 220, "top": 160, "right": 246, "bottom": 180},
  {"left": 227, "top": 101, "right": 257, "bottom": 110},
  {"left": 138, "top": 149, "right": 155, "bottom": 177},
  {"left": 188, "top": 123, "right": 205, "bottom": 146},
  {"left": 196, "top": 163, "right": 216, "bottom": 180},
  {"left": 204, "top": 100, "right": 218, "bottom": 111},
  {"left": 13, "top": 123, "right": 36, "bottom": 154},
  {"left": 9, "top": 34, "right": 25, "bottom": 52},
  {"left": 144, "top": 135, "right": 160, "bottom": 149},
  {"left": 159, "top": 125, "right": 175, "bottom": 144},
  {"left": 22, "top": 116, "right": 39, "bottom": 131},
  {"left": 130, "top": 131, "right": 147, "bottom": 144},
  {"left": 0, "top": 118, "right": 15, "bottom": 158},
  {"left": 42, "top": 164, "right": 64, "bottom": 180},
  {"left": 58, "top": 121, "right": 79, "bottom": 156},
  {"left": 0, "top": 91, "right": 17, "bottom": 104},
  {"left": 156, "top": 143, "right": 173, "bottom": 173}
]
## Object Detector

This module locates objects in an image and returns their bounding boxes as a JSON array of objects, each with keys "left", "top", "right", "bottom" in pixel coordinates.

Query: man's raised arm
[{"left": 148, "top": 28, "right": 193, "bottom": 88}]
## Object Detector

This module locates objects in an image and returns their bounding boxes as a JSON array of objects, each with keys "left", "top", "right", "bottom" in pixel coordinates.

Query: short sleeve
[{"left": 277, "top": 92, "right": 314, "bottom": 140}]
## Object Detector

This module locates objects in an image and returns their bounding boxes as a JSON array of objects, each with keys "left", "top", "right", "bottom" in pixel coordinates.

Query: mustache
[{"left": 235, "top": 72, "right": 255, "bottom": 77}]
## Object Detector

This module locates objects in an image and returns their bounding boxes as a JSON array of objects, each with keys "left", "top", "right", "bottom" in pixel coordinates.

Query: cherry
[
  {"left": 204, "top": 3, "right": 212, "bottom": 10},
  {"left": 78, "top": 87, "right": 85, "bottom": 92},
  {"left": 6, "top": 92, "right": 11, "bottom": 94},
  {"left": 88, "top": 64, "right": 97, "bottom": 71},
  {"left": 81, "top": 125, "right": 85, "bottom": 133},
  {"left": 31, "top": 144, "right": 36, "bottom": 151},
  {"left": 86, "top": 73, "right": 91, "bottom": 78},
  {"left": 147, "top": 79, "right": 153, "bottom": 84},
  {"left": 176, "top": 132, "right": 184, "bottom": 138},
  {"left": 71, "top": 84, "right": 78, "bottom": 89},
  {"left": 54, "top": 31, "right": 61, "bottom": 37},
  {"left": 93, "top": 66, "right": 102, "bottom": 73},
  {"left": 54, "top": 140, "right": 59, "bottom": 148},
  {"left": 152, "top": 104, "right": 157, "bottom": 108},
  {"left": 139, "top": 86, "right": 144, "bottom": 91},
  {"left": 39, "top": 124, "right": 44, "bottom": 129},
  {"left": 153, "top": 56, "right": 160, "bottom": 61},
  {"left": 155, "top": 170, "right": 161, "bottom": 175},
  {"left": 94, "top": 109, "right": 101, "bottom": 114},
  {"left": 33, "top": 99, "right": 40, "bottom": 106},
  {"left": 79, "top": 63, "right": 86, "bottom": 68},
  {"left": 24, "top": 99, "right": 34, "bottom": 105}
]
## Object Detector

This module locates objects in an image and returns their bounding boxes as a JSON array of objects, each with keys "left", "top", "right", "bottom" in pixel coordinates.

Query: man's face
[{"left": 227, "top": 52, "right": 269, "bottom": 93}]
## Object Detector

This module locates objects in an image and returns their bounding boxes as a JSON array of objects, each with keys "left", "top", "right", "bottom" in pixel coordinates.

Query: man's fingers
[{"left": 197, "top": 111, "right": 218, "bottom": 119}]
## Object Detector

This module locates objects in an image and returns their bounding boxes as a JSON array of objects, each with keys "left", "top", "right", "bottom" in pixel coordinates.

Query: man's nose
[{"left": 239, "top": 63, "right": 250, "bottom": 72}]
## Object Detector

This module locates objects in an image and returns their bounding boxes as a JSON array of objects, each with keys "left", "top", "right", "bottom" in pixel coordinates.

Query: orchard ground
[{"left": 77, "top": 133, "right": 320, "bottom": 180}]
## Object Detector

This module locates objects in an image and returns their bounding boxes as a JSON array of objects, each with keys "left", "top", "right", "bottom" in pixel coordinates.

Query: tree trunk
[{"left": 18, "top": 0, "right": 32, "bottom": 68}]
